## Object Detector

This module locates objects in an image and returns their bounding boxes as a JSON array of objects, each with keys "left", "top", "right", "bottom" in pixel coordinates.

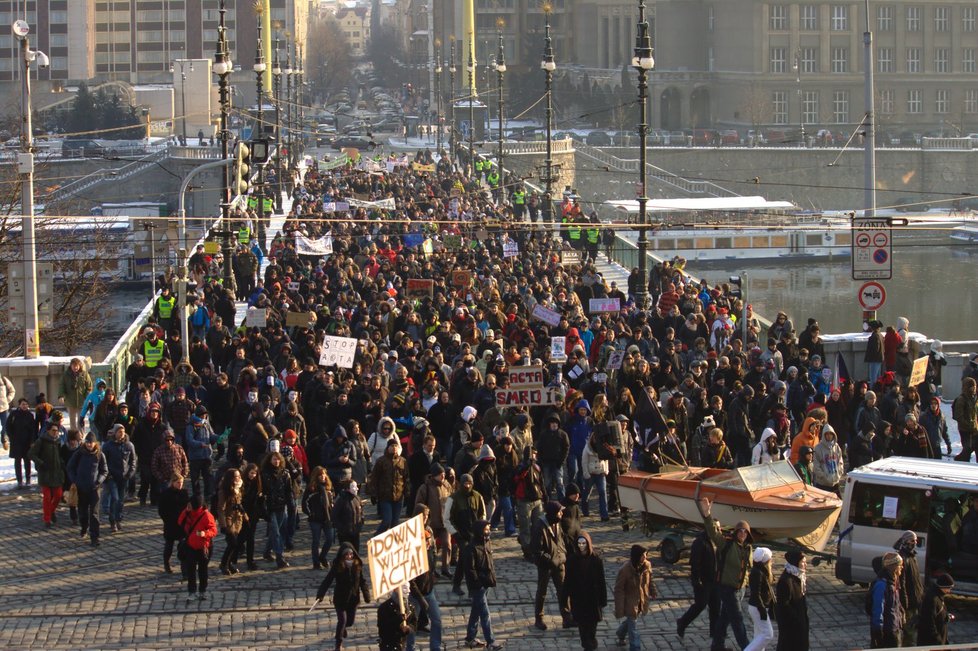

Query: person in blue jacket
[
  {"left": 79, "top": 379, "right": 107, "bottom": 432},
  {"left": 565, "top": 399, "right": 593, "bottom": 515},
  {"left": 869, "top": 551, "right": 905, "bottom": 648},
  {"left": 101, "top": 423, "right": 137, "bottom": 532},
  {"left": 181, "top": 405, "right": 217, "bottom": 499},
  {"left": 67, "top": 432, "right": 109, "bottom": 547}
]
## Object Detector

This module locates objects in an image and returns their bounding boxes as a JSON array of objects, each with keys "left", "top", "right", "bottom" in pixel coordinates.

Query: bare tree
[
  {"left": 740, "top": 81, "right": 772, "bottom": 136},
  {"left": 305, "top": 15, "right": 356, "bottom": 106}
]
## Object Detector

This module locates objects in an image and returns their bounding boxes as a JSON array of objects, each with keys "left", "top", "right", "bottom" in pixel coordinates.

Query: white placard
[
  {"left": 506, "top": 365, "right": 546, "bottom": 388},
  {"left": 589, "top": 297, "right": 621, "bottom": 313},
  {"left": 502, "top": 239, "right": 519, "bottom": 258},
  {"left": 495, "top": 385, "right": 562, "bottom": 406},
  {"left": 882, "top": 496, "right": 899, "bottom": 520},
  {"left": 551, "top": 337, "right": 567, "bottom": 362},
  {"left": 318, "top": 335, "right": 358, "bottom": 368},
  {"left": 295, "top": 233, "right": 334, "bottom": 256},
  {"left": 367, "top": 514, "right": 429, "bottom": 599},
  {"left": 606, "top": 350, "right": 626, "bottom": 371},
  {"left": 531, "top": 303, "right": 562, "bottom": 327},
  {"left": 246, "top": 307, "right": 267, "bottom": 328}
]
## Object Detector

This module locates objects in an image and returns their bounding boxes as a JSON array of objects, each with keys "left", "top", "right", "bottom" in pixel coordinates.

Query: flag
[
  {"left": 834, "top": 351, "right": 851, "bottom": 389},
  {"left": 633, "top": 386, "right": 668, "bottom": 448}
]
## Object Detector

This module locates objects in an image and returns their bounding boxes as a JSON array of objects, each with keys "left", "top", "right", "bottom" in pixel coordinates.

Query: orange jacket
[{"left": 790, "top": 416, "right": 822, "bottom": 464}]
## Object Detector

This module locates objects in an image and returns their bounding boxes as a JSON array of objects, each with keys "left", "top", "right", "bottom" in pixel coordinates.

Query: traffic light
[{"left": 232, "top": 141, "right": 251, "bottom": 196}]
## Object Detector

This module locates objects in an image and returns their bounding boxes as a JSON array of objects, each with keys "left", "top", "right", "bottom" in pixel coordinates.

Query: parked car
[
  {"left": 330, "top": 135, "right": 376, "bottom": 151},
  {"left": 691, "top": 128, "right": 718, "bottom": 145},
  {"left": 62, "top": 139, "right": 105, "bottom": 158},
  {"left": 585, "top": 130, "right": 612, "bottom": 146},
  {"left": 718, "top": 129, "right": 741, "bottom": 145}
]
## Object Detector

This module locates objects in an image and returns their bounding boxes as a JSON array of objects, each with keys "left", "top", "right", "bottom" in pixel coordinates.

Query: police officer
[
  {"left": 153, "top": 287, "right": 177, "bottom": 335},
  {"left": 511, "top": 184, "right": 526, "bottom": 221}
]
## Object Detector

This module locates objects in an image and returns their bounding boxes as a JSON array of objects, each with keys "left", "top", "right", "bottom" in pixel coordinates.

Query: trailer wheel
[{"left": 660, "top": 537, "right": 681, "bottom": 564}]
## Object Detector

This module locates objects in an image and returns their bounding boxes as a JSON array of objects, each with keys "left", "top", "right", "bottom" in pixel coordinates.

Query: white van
[{"left": 836, "top": 457, "right": 978, "bottom": 596}]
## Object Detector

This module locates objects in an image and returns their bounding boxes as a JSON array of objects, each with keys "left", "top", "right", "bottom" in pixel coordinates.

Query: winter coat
[
  {"left": 471, "top": 456, "right": 498, "bottom": 503},
  {"left": 178, "top": 506, "right": 218, "bottom": 553},
  {"left": 952, "top": 391, "right": 978, "bottom": 434},
  {"left": 262, "top": 466, "right": 293, "bottom": 513},
  {"left": 850, "top": 431, "right": 879, "bottom": 469},
  {"left": 703, "top": 513, "right": 752, "bottom": 589},
  {"left": 158, "top": 485, "right": 191, "bottom": 539},
  {"left": 751, "top": 428, "right": 781, "bottom": 465},
  {"left": 0, "top": 374, "right": 14, "bottom": 411},
  {"left": 102, "top": 436, "right": 137, "bottom": 483},
  {"left": 581, "top": 440, "right": 609, "bottom": 477},
  {"left": 790, "top": 416, "right": 822, "bottom": 463},
  {"left": 369, "top": 452, "right": 409, "bottom": 502},
  {"left": 66, "top": 445, "right": 109, "bottom": 492},
  {"left": 537, "top": 418, "right": 570, "bottom": 465},
  {"left": 919, "top": 407, "right": 950, "bottom": 457},
  {"left": 449, "top": 486, "right": 486, "bottom": 542},
  {"left": 461, "top": 537, "right": 496, "bottom": 591},
  {"left": 916, "top": 583, "right": 949, "bottom": 645},
  {"left": 561, "top": 532, "right": 606, "bottom": 624},
  {"left": 322, "top": 435, "right": 357, "bottom": 484},
  {"left": 59, "top": 366, "right": 93, "bottom": 409},
  {"left": 218, "top": 485, "right": 248, "bottom": 536},
  {"left": 614, "top": 558, "right": 655, "bottom": 619},
  {"left": 897, "top": 547, "right": 923, "bottom": 613},
  {"left": 366, "top": 417, "right": 401, "bottom": 467},
  {"left": 566, "top": 400, "right": 593, "bottom": 458},
  {"left": 869, "top": 576, "right": 903, "bottom": 637},
  {"left": 530, "top": 516, "right": 566, "bottom": 570},
  {"left": 813, "top": 430, "right": 844, "bottom": 488},
  {"left": 332, "top": 490, "right": 364, "bottom": 539},
  {"left": 864, "top": 330, "right": 884, "bottom": 363},
  {"left": 775, "top": 568, "right": 809, "bottom": 651},
  {"left": 131, "top": 417, "right": 167, "bottom": 464},
  {"left": 317, "top": 542, "right": 372, "bottom": 607},
  {"left": 181, "top": 420, "right": 216, "bottom": 462},
  {"left": 28, "top": 433, "right": 65, "bottom": 487},
  {"left": 414, "top": 476, "right": 451, "bottom": 530},
  {"left": 7, "top": 408, "right": 36, "bottom": 458},
  {"left": 747, "top": 563, "right": 775, "bottom": 617},
  {"left": 302, "top": 484, "right": 333, "bottom": 525}
]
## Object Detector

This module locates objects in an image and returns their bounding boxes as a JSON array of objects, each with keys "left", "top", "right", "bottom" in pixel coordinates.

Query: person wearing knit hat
[
  {"left": 869, "top": 551, "right": 905, "bottom": 648},
  {"left": 745, "top": 547, "right": 776, "bottom": 651},
  {"left": 67, "top": 429, "right": 108, "bottom": 548},
  {"left": 448, "top": 470, "right": 486, "bottom": 597},
  {"left": 697, "top": 497, "right": 752, "bottom": 651},
  {"left": 529, "top": 500, "right": 572, "bottom": 630},
  {"left": 614, "top": 544, "right": 656, "bottom": 649},
  {"left": 917, "top": 573, "right": 954, "bottom": 645},
  {"left": 893, "top": 529, "right": 924, "bottom": 645}
]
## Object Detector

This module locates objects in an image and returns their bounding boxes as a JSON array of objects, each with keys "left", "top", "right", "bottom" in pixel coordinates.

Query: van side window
[{"left": 849, "top": 482, "right": 929, "bottom": 531}]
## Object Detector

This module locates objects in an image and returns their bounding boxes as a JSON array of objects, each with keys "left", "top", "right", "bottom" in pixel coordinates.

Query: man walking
[
  {"left": 953, "top": 377, "right": 977, "bottom": 462},
  {"left": 530, "top": 501, "right": 572, "bottom": 630},
  {"left": 460, "top": 520, "right": 503, "bottom": 650},
  {"left": 698, "top": 497, "right": 752, "bottom": 651},
  {"left": 101, "top": 424, "right": 137, "bottom": 532},
  {"left": 614, "top": 544, "right": 655, "bottom": 650}
]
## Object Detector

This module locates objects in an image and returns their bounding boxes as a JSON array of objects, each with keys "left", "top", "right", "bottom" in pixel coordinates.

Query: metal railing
[
  {"left": 42, "top": 148, "right": 171, "bottom": 205},
  {"left": 921, "top": 137, "right": 974, "bottom": 150},
  {"left": 168, "top": 145, "right": 223, "bottom": 159}
]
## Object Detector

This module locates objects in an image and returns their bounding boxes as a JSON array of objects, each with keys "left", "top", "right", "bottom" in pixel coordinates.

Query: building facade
[
  {"left": 0, "top": 0, "right": 95, "bottom": 84},
  {"left": 654, "top": 0, "right": 978, "bottom": 135}
]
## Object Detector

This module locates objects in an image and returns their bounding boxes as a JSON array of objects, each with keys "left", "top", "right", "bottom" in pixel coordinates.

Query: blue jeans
[
  {"left": 867, "top": 361, "right": 882, "bottom": 387},
  {"left": 566, "top": 453, "right": 584, "bottom": 499},
  {"left": 309, "top": 521, "right": 335, "bottom": 566},
  {"left": 713, "top": 585, "right": 749, "bottom": 651},
  {"left": 407, "top": 588, "right": 443, "bottom": 651},
  {"left": 284, "top": 497, "right": 298, "bottom": 547},
  {"left": 583, "top": 474, "right": 609, "bottom": 520},
  {"left": 264, "top": 508, "right": 287, "bottom": 557},
  {"left": 102, "top": 477, "right": 126, "bottom": 524},
  {"left": 466, "top": 586, "right": 495, "bottom": 645},
  {"left": 616, "top": 615, "right": 640, "bottom": 651},
  {"left": 491, "top": 495, "right": 516, "bottom": 535},
  {"left": 541, "top": 462, "right": 565, "bottom": 500},
  {"left": 377, "top": 499, "right": 403, "bottom": 533},
  {"left": 0, "top": 410, "right": 8, "bottom": 446}
]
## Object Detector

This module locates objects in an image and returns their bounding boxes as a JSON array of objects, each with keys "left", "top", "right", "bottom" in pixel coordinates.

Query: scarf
[{"left": 784, "top": 562, "right": 807, "bottom": 595}]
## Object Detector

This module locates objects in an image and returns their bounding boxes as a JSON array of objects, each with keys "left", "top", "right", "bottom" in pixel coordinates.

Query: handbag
[
  {"left": 177, "top": 512, "right": 206, "bottom": 562},
  {"left": 66, "top": 484, "right": 79, "bottom": 508}
]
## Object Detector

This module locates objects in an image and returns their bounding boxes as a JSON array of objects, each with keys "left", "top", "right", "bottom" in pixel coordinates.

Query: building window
[
  {"left": 907, "top": 89, "right": 922, "bottom": 113},
  {"left": 934, "top": 6, "right": 950, "bottom": 32},
  {"left": 772, "top": 91, "right": 788, "bottom": 124},
  {"left": 831, "top": 47, "right": 849, "bottom": 73},
  {"left": 49, "top": 10, "right": 68, "bottom": 23},
  {"left": 800, "top": 47, "right": 818, "bottom": 73},
  {"left": 877, "top": 5, "right": 893, "bottom": 31},
  {"left": 935, "top": 48, "right": 949, "bottom": 73},
  {"left": 832, "top": 90, "right": 849, "bottom": 123},
  {"left": 137, "top": 30, "right": 164, "bottom": 43},
  {"left": 803, "top": 90, "right": 819, "bottom": 124},
  {"left": 906, "top": 6, "right": 920, "bottom": 32},
  {"left": 770, "top": 47, "right": 787, "bottom": 73},
  {"left": 965, "top": 89, "right": 978, "bottom": 114},
  {"left": 877, "top": 47, "right": 893, "bottom": 73},
  {"left": 49, "top": 34, "right": 67, "bottom": 47},
  {"left": 137, "top": 9, "right": 164, "bottom": 22},
  {"left": 879, "top": 89, "right": 895, "bottom": 114},
  {"left": 964, "top": 48, "right": 976, "bottom": 73},
  {"left": 800, "top": 5, "right": 818, "bottom": 30},
  {"left": 769, "top": 4, "right": 788, "bottom": 30},
  {"left": 935, "top": 89, "right": 949, "bottom": 114},
  {"left": 906, "top": 48, "right": 920, "bottom": 73},
  {"left": 831, "top": 5, "right": 848, "bottom": 30},
  {"left": 965, "top": 7, "right": 976, "bottom": 32}
]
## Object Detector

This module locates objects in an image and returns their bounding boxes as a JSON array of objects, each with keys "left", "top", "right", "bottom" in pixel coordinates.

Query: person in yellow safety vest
[
  {"left": 132, "top": 327, "right": 166, "bottom": 369},
  {"left": 237, "top": 225, "right": 250, "bottom": 245},
  {"left": 262, "top": 197, "right": 273, "bottom": 214},
  {"left": 487, "top": 169, "right": 500, "bottom": 188},
  {"left": 511, "top": 187, "right": 526, "bottom": 220},
  {"left": 585, "top": 223, "right": 600, "bottom": 263},
  {"left": 568, "top": 223, "right": 583, "bottom": 250},
  {"left": 153, "top": 286, "right": 176, "bottom": 334},
  {"left": 247, "top": 195, "right": 258, "bottom": 210}
]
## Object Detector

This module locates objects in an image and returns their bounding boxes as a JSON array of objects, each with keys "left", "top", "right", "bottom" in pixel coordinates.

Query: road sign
[
  {"left": 857, "top": 281, "right": 887, "bottom": 311},
  {"left": 851, "top": 217, "right": 892, "bottom": 280}
]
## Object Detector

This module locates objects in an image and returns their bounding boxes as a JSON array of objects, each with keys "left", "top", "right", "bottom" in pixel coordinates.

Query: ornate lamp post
[
  {"left": 272, "top": 40, "right": 283, "bottom": 210},
  {"left": 213, "top": 0, "right": 235, "bottom": 291},
  {"left": 434, "top": 47, "right": 443, "bottom": 153},
  {"left": 467, "top": 45, "right": 476, "bottom": 169},
  {"left": 632, "top": 0, "right": 655, "bottom": 309},
  {"left": 169, "top": 59, "right": 193, "bottom": 142},
  {"left": 449, "top": 38, "right": 456, "bottom": 159},
  {"left": 495, "top": 24, "right": 506, "bottom": 180},
  {"left": 284, "top": 42, "right": 293, "bottom": 175},
  {"left": 540, "top": 7, "right": 557, "bottom": 225},
  {"left": 296, "top": 42, "right": 304, "bottom": 164},
  {"left": 254, "top": 6, "right": 268, "bottom": 246}
]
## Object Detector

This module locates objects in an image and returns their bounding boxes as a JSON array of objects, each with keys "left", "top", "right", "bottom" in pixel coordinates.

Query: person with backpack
[
  {"left": 514, "top": 445, "right": 545, "bottom": 561},
  {"left": 869, "top": 551, "right": 905, "bottom": 648},
  {"left": 530, "top": 500, "right": 572, "bottom": 630},
  {"left": 675, "top": 529, "right": 719, "bottom": 640},
  {"left": 698, "top": 497, "right": 752, "bottom": 651}
]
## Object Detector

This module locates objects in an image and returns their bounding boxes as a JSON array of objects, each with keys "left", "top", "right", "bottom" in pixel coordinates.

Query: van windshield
[{"left": 848, "top": 481, "right": 930, "bottom": 532}]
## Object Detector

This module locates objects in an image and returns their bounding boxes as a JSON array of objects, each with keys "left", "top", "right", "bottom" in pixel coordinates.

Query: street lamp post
[
  {"left": 254, "top": 8, "right": 268, "bottom": 248},
  {"left": 540, "top": 9, "right": 557, "bottom": 226},
  {"left": 496, "top": 27, "right": 506, "bottom": 183},
  {"left": 296, "top": 42, "right": 304, "bottom": 166},
  {"left": 435, "top": 50, "right": 443, "bottom": 154},
  {"left": 284, "top": 42, "right": 293, "bottom": 175},
  {"left": 467, "top": 46, "right": 476, "bottom": 170},
  {"left": 272, "top": 41, "right": 283, "bottom": 211},
  {"left": 449, "top": 38, "right": 456, "bottom": 159},
  {"left": 213, "top": 0, "right": 235, "bottom": 292},
  {"left": 633, "top": 0, "right": 654, "bottom": 310},
  {"left": 793, "top": 47, "right": 807, "bottom": 146},
  {"left": 170, "top": 60, "right": 193, "bottom": 143}
]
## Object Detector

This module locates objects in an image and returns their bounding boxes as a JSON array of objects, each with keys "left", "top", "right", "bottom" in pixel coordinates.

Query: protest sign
[
  {"left": 551, "top": 337, "right": 567, "bottom": 362},
  {"left": 560, "top": 250, "right": 581, "bottom": 265},
  {"left": 531, "top": 303, "right": 562, "bottom": 327},
  {"left": 502, "top": 239, "right": 519, "bottom": 258},
  {"left": 443, "top": 234, "right": 462, "bottom": 251},
  {"left": 403, "top": 233, "right": 424, "bottom": 248},
  {"left": 606, "top": 350, "right": 626, "bottom": 371},
  {"left": 589, "top": 297, "right": 621, "bottom": 313},
  {"left": 318, "top": 335, "right": 358, "bottom": 368},
  {"left": 246, "top": 307, "right": 267, "bottom": 328},
  {"left": 295, "top": 233, "right": 333, "bottom": 256},
  {"left": 367, "top": 514, "right": 429, "bottom": 599},
  {"left": 495, "top": 385, "right": 562, "bottom": 406},
  {"left": 909, "top": 356, "right": 929, "bottom": 387},
  {"left": 406, "top": 279, "right": 434, "bottom": 298},
  {"left": 452, "top": 270, "right": 472, "bottom": 287},
  {"left": 506, "top": 365, "right": 546, "bottom": 388},
  {"left": 285, "top": 311, "right": 317, "bottom": 327}
]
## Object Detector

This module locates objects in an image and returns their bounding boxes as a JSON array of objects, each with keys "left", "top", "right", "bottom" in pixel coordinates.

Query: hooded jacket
[
  {"left": 414, "top": 475, "right": 452, "bottom": 530},
  {"left": 178, "top": 504, "right": 218, "bottom": 552},
  {"left": 102, "top": 433, "right": 137, "bottom": 483},
  {"left": 562, "top": 531, "right": 606, "bottom": 623},
  {"left": 566, "top": 399, "right": 593, "bottom": 458},
  {"left": 537, "top": 414, "right": 570, "bottom": 465},
  {"left": 813, "top": 425, "right": 844, "bottom": 488},
  {"left": 369, "top": 445, "right": 409, "bottom": 502},
  {"left": 461, "top": 520, "right": 496, "bottom": 591},
  {"left": 29, "top": 430, "right": 65, "bottom": 487},
  {"left": 751, "top": 427, "right": 781, "bottom": 465},
  {"left": 471, "top": 446, "right": 498, "bottom": 502},
  {"left": 790, "top": 415, "right": 822, "bottom": 464},
  {"left": 614, "top": 545, "right": 656, "bottom": 619},
  {"left": 702, "top": 512, "right": 753, "bottom": 589},
  {"left": 366, "top": 416, "right": 401, "bottom": 467},
  {"left": 530, "top": 501, "right": 567, "bottom": 570},
  {"left": 67, "top": 442, "right": 109, "bottom": 492},
  {"left": 316, "top": 542, "right": 372, "bottom": 608},
  {"left": 581, "top": 437, "right": 609, "bottom": 477}
]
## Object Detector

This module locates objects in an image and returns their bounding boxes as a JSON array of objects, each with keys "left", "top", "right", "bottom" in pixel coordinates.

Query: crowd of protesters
[{"left": 2, "top": 144, "right": 975, "bottom": 650}]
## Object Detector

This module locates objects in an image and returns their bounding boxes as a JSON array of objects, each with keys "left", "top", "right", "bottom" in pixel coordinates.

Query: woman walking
[
  {"left": 302, "top": 465, "right": 335, "bottom": 568},
  {"left": 261, "top": 451, "right": 293, "bottom": 568},
  {"left": 241, "top": 463, "right": 263, "bottom": 571},
  {"left": 158, "top": 473, "right": 190, "bottom": 573},
  {"left": 178, "top": 494, "right": 218, "bottom": 602},
  {"left": 217, "top": 468, "right": 248, "bottom": 575},
  {"left": 316, "top": 542, "right": 372, "bottom": 651},
  {"left": 745, "top": 547, "right": 776, "bottom": 651},
  {"left": 29, "top": 422, "right": 65, "bottom": 526},
  {"left": 562, "top": 531, "right": 607, "bottom": 651}
]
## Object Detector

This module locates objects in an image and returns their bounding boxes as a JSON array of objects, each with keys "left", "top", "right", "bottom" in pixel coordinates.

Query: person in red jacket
[{"left": 178, "top": 494, "right": 218, "bottom": 602}]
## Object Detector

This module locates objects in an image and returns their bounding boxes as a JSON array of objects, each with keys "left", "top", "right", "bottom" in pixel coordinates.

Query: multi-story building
[
  {"left": 654, "top": 0, "right": 978, "bottom": 134},
  {"left": 0, "top": 0, "right": 95, "bottom": 85},
  {"left": 334, "top": 5, "right": 370, "bottom": 58}
]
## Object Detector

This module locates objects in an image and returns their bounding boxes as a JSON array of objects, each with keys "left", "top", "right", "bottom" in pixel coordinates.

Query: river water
[{"left": 690, "top": 244, "right": 978, "bottom": 341}]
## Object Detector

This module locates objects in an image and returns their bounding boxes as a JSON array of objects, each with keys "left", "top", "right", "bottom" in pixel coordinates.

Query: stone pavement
[{"left": 1, "top": 488, "right": 975, "bottom": 650}]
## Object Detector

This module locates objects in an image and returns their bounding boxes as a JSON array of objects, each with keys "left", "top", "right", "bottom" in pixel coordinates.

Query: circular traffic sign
[
  {"left": 873, "top": 249, "right": 889, "bottom": 264},
  {"left": 855, "top": 233, "right": 871, "bottom": 247},
  {"left": 873, "top": 232, "right": 889, "bottom": 247},
  {"left": 858, "top": 281, "right": 887, "bottom": 310}
]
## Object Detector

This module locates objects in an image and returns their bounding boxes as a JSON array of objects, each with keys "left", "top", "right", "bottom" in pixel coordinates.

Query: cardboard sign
[
  {"left": 443, "top": 234, "right": 462, "bottom": 251},
  {"left": 606, "top": 350, "right": 626, "bottom": 371},
  {"left": 452, "top": 270, "right": 472, "bottom": 288},
  {"left": 203, "top": 241, "right": 221, "bottom": 254},
  {"left": 551, "top": 337, "right": 567, "bottom": 363},
  {"left": 502, "top": 239, "right": 519, "bottom": 258},
  {"left": 495, "top": 385, "right": 562, "bottom": 406},
  {"left": 506, "top": 365, "right": 546, "bottom": 388},
  {"left": 531, "top": 303, "right": 562, "bottom": 327},
  {"left": 295, "top": 233, "right": 333, "bottom": 256},
  {"left": 318, "top": 335, "right": 358, "bottom": 368},
  {"left": 560, "top": 250, "right": 581, "bottom": 265},
  {"left": 411, "top": 162, "right": 436, "bottom": 173},
  {"left": 589, "top": 297, "right": 621, "bottom": 313},
  {"left": 909, "top": 356, "right": 929, "bottom": 387},
  {"left": 406, "top": 279, "right": 434, "bottom": 298},
  {"left": 367, "top": 514, "right": 429, "bottom": 599},
  {"left": 246, "top": 307, "right": 267, "bottom": 328},
  {"left": 285, "top": 311, "right": 316, "bottom": 327}
]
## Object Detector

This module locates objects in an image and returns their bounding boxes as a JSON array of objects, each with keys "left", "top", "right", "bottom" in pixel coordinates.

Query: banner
[
  {"left": 443, "top": 234, "right": 462, "bottom": 251},
  {"left": 285, "top": 311, "right": 316, "bottom": 327},
  {"left": 322, "top": 201, "right": 350, "bottom": 212},
  {"left": 295, "top": 233, "right": 333, "bottom": 256},
  {"left": 506, "top": 365, "right": 546, "bottom": 388},
  {"left": 606, "top": 350, "right": 626, "bottom": 371},
  {"left": 452, "top": 270, "right": 472, "bottom": 287},
  {"left": 246, "top": 307, "right": 267, "bottom": 328},
  {"left": 503, "top": 239, "right": 519, "bottom": 258},
  {"left": 531, "top": 303, "right": 562, "bottom": 327},
  {"left": 589, "top": 297, "right": 621, "bottom": 313},
  {"left": 367, "top": 514, "right": 429, "bottom": 599},
  {"left": 406, "top": 279, "right": 434, "bottom": 298},
  {"left": 909, "top": 356, "right": 929, "bottom": 387},
  {"left": 321, "top": 154, "right": 350, "bottom": 170},
  {"left": 495, "top": 385, "right": 562, "bottom": 406},
  {"left": 318, "top": 335, "right": 358, "bottom": 368},
  {"left": 403, "top": 233, "right": 424, "bottom": 248},
  {"left": 348, "top": 197, "right": 397, "bottom": 210},
  {"left": 551, "top": 337, "right": 567, "bottom": 363},
  {"left": 411, "top": 162, "right": 436, "bottom": 172},
  {"left": 560, "top": 250, "right": 581, "bottom": 265}
]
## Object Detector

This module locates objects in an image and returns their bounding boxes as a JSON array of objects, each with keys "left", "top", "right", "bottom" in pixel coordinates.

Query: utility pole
[
  {"left": 214, "top": 0, "right": 235, "bottom": 292},
  {"left": 633, "top": 0, "right": 654, "bottom": 310},
  {"left": 449, "top": 38, "right": 456, "bottom": 160},
  {"left": 862, "top": 0, "right": 876, "bottom": 218},
  {"left": 540, "top": 8, "right": 557, "bottom": 227},
  {"left": 467, "top": 45, "right": 476, "bottom": 171},
  {"left": 253, "top": 5, "right": 268, "bottom": 249},
  {"left": 434, "top": 46, "right": 442, "bottom": 154},
  {"left": 272, "top": 40, "right": 283, "bottom": 211},
  {"left": 496, "top": 24, "right": 506, "bottom": 181}
]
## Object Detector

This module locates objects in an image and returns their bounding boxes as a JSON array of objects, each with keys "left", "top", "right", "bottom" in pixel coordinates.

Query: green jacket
[
  {"left": 59, "top": 367, "right": 92, "bottom": 410},
  {"left": 29, "top": 434, "right": 65, "bottom": 487},
  {"left": 952, "top": 392, "right": 978, "bottom": 433},
  {"left": 702, "top": 512, "right": 752, "bottom": 589}
]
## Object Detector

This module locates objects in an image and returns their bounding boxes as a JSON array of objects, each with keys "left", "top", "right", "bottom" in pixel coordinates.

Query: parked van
[{"left": 836, "top": 457, "right": 978, "bottom": 596}]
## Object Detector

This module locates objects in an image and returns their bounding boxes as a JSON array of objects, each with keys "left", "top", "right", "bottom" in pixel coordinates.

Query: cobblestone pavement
[{"left": 1, "top": 488, "right": 975, "bottom": 650}]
